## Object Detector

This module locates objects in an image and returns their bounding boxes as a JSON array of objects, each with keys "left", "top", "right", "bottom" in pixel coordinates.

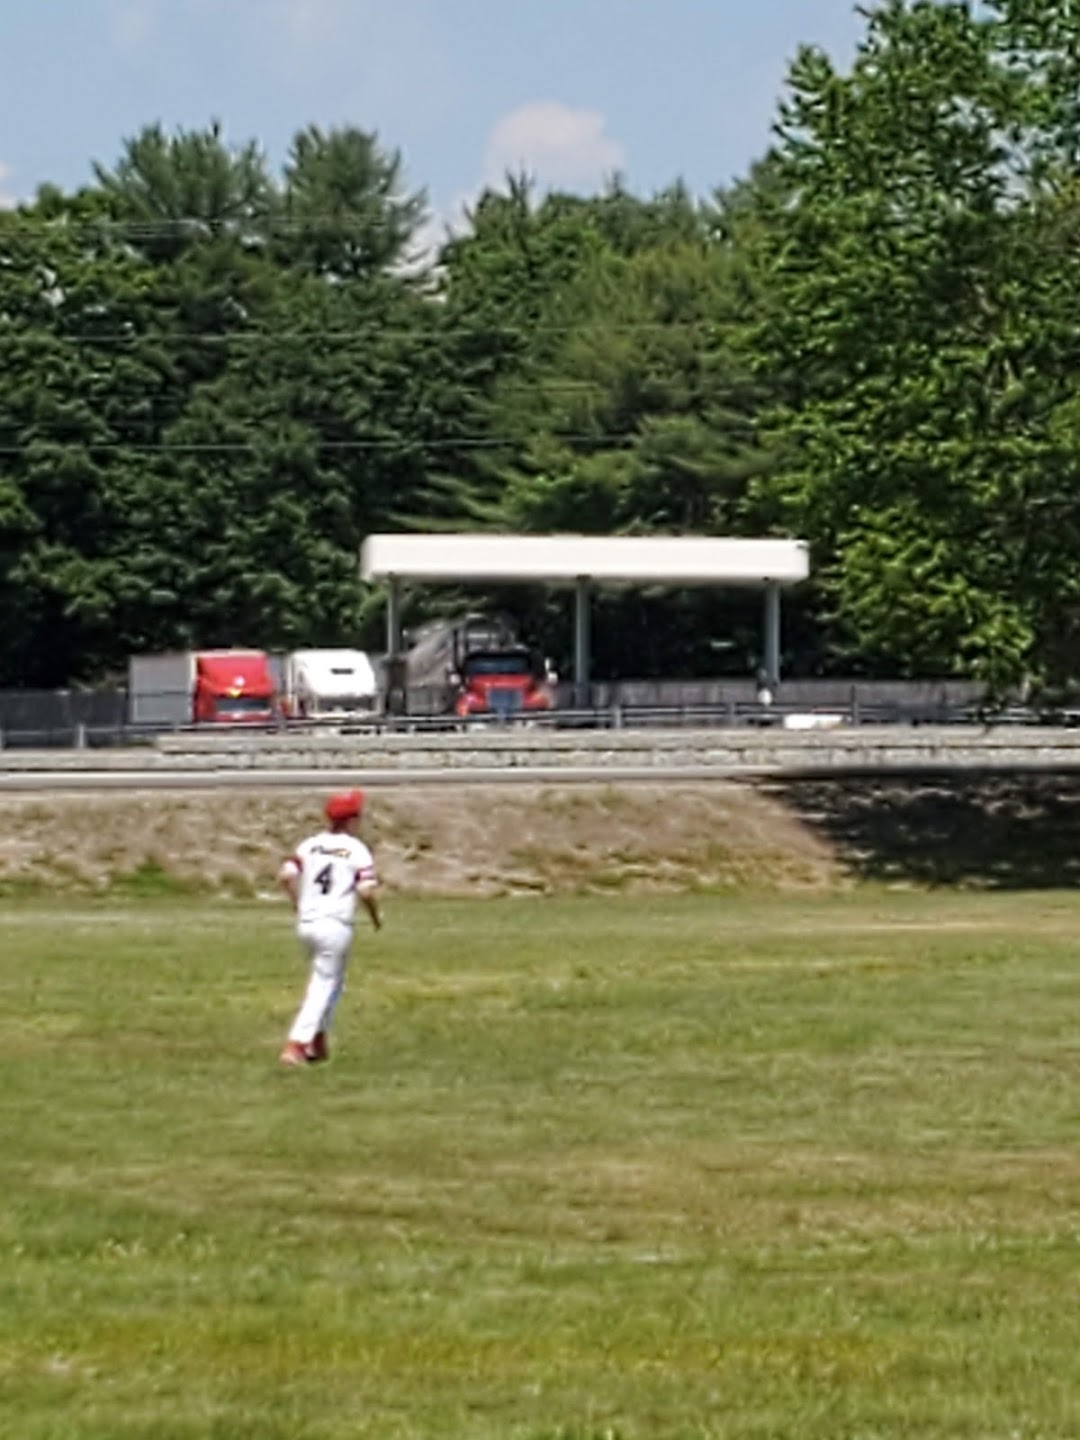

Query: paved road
[{"left": 0, "top": 764, "right": 771, "bottom": 792}]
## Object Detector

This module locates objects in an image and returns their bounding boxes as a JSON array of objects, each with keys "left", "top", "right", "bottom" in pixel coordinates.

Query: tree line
[{"left": 4, "top": 0, "right": 1080, "bottom": 692}]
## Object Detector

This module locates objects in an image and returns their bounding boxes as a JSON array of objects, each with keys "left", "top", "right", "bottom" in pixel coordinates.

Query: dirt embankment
[
  {"left": 4, "top": 773, "right": 1080, "bottom": 897},
  {"left": 0, "top": 782, "right": 840, "bottom": 898}
]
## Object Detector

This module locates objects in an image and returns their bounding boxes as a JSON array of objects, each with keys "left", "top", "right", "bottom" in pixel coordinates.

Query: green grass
[{"left": 3, "top": 890, "right": 1080, "bottom": 1438}]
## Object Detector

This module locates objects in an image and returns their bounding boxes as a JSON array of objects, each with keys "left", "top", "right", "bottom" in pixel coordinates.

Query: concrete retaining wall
[{"left": 3, "top": 726, "right": 1080, "bottom": 780}]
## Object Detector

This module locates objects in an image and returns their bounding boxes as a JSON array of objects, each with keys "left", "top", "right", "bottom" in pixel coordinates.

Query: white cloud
[
  {"left": 483, "top": 101, "right": 626, "bottom": 192},
  {"left": 404, "top": 103, "right": 627, "bottom": 268},
  {"left": 0, "top": 162, "right": 19, "bottom": 209},
  {"left": 403, "top": 102, "right": 627, "bottom": 266},
  {"left": 105, "top": 0, "right": 161, "bottom": 53},
  {"left": 401, "top": 188, "right": 477, "bottom": 272},
  {"left": 265, "top": 0, "right": 344, "bottom": 49},
  {"left": 253, "top": 0, "right": 457, "bottom": 131}
]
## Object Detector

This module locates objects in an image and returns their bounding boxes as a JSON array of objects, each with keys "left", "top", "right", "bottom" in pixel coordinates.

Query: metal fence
[
  {"left": 0, "top": 689, "right": 132, "bottom": 749},
  {"left": 0, "top": 679, "right": 1012, "bottom": 749}
]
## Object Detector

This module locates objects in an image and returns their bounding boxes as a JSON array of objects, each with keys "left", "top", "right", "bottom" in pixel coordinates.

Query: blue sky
[{"left": 0, "top": 0, "right": 866, "bottom": 229}]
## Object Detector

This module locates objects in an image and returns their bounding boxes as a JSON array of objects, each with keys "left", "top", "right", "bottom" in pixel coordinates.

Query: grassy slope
[
  {"left": 7, "top": 772, "right": 1080, "bottom": 899},
  {"left": 0, "top": 783, "right": 841, "bottom": 899},
  {"left": 3, "top": 892, "right": 1080, "bottom": 1437}
]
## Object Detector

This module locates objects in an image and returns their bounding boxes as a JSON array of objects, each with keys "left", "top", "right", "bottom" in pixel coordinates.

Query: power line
[
  {"left": 0, "top": 319, "right": 727, "bottom": 345},
  {"left": 0, "top": 208, "right": 718, "bottom": 243},
  {"left": 0, "top": 214, "right": 432, "bottom": 238},
  {"left": 0, "top": 431, "right": 641, "bottom": 456},
  {"left": 0, "top": 378, "right": 617, "bottom": 403}
]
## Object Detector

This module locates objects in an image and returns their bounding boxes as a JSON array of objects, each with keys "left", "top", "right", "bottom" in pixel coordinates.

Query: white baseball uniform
[{"left": 281, "top": 830, "right": 378, "bottom": 1047}]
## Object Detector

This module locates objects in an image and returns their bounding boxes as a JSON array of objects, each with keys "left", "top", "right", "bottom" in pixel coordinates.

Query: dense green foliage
[{"left": 8, "top": 3, "right": 1080, "bottom": 686}]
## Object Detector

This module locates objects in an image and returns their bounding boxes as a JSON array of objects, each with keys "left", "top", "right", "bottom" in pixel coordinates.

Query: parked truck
[
  {"left": 403, "top": 613, "right": 555, "bottom": 720},
  {"left": 281, "top": 648, "right": 381, "bottom": 723},
  {"left": 127, "top": 650, "right": 278, "bottom": 727},
  {"left": 451, "top": 643, "right": 556, "bottom": 720}
]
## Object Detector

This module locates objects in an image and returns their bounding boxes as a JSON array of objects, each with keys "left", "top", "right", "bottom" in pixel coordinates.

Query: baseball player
[{"left": 277, "top": 788, "right": 382, "bottom": 1066}]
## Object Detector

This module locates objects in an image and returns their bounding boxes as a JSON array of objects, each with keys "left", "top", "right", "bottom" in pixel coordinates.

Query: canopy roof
[{"left": 360, "top": 533, "right": 810, "bottom": 588}]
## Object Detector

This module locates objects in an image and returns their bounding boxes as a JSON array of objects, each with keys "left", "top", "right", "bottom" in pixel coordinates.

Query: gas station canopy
[
  {"left": 359, "top": 532, "right": 811, "bottom": 693},
  {"left": 360, "top": 533, "right": 809, "bottom": 588}
]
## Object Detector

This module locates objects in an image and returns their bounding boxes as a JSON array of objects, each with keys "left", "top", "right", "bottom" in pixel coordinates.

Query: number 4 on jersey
[{"left": 314, "top": 862, "right": 334, "bottom": 895}]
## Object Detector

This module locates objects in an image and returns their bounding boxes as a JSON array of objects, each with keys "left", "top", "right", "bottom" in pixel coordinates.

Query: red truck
[
  {"left": 450, "top": 644, "right": 555, "bottom": 720},
  {"left": 402, "top": 613, "right": 556, "bottom": 720},
  {"left": 128, "top": 650, "right": 278, "bottom": 727}
]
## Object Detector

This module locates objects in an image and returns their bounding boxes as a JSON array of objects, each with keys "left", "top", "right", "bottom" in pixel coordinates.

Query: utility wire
[
  {"left": 0, "top": 214, "right": 432, "bottom": 236},
  {"left": 0, "top": 319, "right": 728, "bottom": 344},
  {"left": 0, "top": 432, "right": 641, "bottom": 456},
  {"left": 0, "top": 209, "right": 719, "bottom": 240}
]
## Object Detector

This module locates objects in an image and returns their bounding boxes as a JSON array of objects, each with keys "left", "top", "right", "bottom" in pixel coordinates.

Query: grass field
[{"left": 4, "top": 889, "right": 1080, "bottom": 1438}]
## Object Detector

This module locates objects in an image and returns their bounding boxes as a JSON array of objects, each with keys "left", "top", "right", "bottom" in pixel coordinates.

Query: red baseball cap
[{"left": 325, "top": 789, "right": 364, "bottom": 823}]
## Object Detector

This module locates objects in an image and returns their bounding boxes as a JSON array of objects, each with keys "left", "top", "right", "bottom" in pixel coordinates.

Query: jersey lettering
[{"left": 292, "top": 831, "right": 377, "bottom": 926}]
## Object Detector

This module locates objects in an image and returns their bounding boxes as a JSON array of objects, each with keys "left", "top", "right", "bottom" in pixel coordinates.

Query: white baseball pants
[{"left": 288, "top": 918, "right": 354, "bottom": 1045}]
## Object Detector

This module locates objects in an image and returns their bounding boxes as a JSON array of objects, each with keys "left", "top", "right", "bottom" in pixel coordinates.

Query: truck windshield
[
  {"left": 464, "top": 654, "right": 532, "bottom": 678},
  {"left": 212, "top": 696, "right": 272, "bottom": 716}
]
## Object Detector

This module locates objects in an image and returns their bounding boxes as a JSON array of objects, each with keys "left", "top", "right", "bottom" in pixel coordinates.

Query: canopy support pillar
[
  {"left": 385, "top": 577, "right": 402, "bottom": 658},
  {"left": 763, "top": 581, "right": 781, "bottom": 691},
  {"left": 574, "top": 576, "right": 591, "bottom": 708}
]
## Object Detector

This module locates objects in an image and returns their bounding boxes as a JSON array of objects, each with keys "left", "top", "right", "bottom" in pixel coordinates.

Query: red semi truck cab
[
  {"left": 451, "top": 647, "right": 554, "bottom": 720},
  {"left": 193, "top": 651, "right": 277, "bottom": 723}
]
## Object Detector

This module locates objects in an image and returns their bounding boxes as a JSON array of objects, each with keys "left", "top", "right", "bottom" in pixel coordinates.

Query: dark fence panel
[
  {"left": 0, "top": 690, "right": 126, "bottom": 748},
  {"left": 0, "top": 679, "right": 1002, "bottom": 748}
]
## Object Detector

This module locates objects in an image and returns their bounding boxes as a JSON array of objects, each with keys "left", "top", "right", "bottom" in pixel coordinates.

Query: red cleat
[
  {"left": 306, "top": 1032, "right": 330, "bottom": 1064},
  {"left": 278, "top": 1041, "right": 309, "bottom": 1067}
]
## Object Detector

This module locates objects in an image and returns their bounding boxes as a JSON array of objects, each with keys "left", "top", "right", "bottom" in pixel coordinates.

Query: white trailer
[{"left": 282, "top": 648, "right": 381, "bottom": 722}]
